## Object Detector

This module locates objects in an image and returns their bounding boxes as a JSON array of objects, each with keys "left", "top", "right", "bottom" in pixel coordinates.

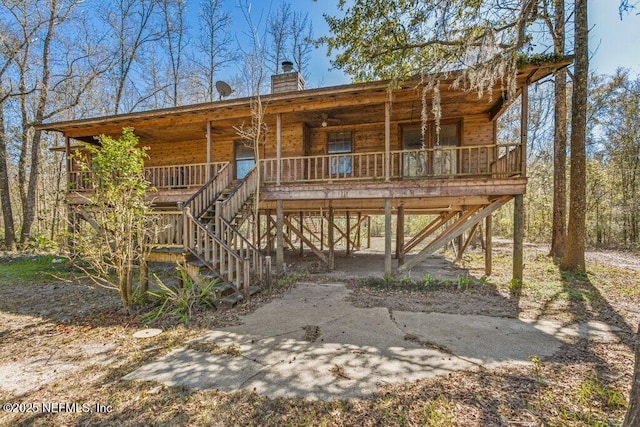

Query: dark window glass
[{"left": 327, "top": 132, "right": 352, "bottom": 175}]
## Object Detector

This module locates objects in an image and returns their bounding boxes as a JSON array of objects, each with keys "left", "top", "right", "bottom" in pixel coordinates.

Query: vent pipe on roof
[{"left": 282, "top": 61, "right": 294, "bottom": 73}]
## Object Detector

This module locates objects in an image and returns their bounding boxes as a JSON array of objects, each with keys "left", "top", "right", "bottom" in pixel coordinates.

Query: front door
[{"left": 235, "top": 141, "right": 255, "bottom": 179}]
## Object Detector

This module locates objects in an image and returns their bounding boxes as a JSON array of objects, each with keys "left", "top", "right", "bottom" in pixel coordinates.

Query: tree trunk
[
  {"left": 19, "top": 3, "right": 55, "bottom": 244},
  {"left": 560, "top": 0, "right": 587, "bottom": 272},
  {"left": 0, "top": 107, "right": 17, "bottom": 251},
  {"left": 549, "top": 0, "right": 567, "bottom": 259},
  {"left": 20, "top": 127, "right": 42, "bottom": 243},
  {"left": 625, "top": 322, "right": 640, "bottom": 426}
]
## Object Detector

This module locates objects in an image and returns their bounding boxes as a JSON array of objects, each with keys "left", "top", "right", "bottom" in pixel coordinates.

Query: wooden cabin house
[{"left": 41, "top": 58, "right": 571, "bottom": 300}]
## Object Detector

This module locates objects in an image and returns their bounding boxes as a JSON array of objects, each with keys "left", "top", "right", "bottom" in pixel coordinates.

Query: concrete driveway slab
[{"left": 125, "top": 282, "right": 620, "bottom": 400}]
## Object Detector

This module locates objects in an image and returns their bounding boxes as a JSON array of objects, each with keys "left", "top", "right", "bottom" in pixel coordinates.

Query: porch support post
[
  {"left": 276, "top": 200, "right": 284, "bottom": 274},
  {"left": 485, "top": 214, "right": 492, "bottom": 276},
  {"left": 276, "top": 113, "right": 282, "bottom": 186},
  {"left": 513, "top": 75, "right": 529, "bottom": 281},
  {"left": 206, "top": 121, "right": 212, "bottom": 180},
  {"left": 64, "top": 135, "right": 71, "bottom": 187},
  {"left": 367, "top": 215, "right": 371, "bottom": 249},
  {"left": 299, "top": 211, "right": 304, "bottom": 256},
  {"left": 257, "top": 211, "right": 261, "bottom": 250},
  {"left": 266, "top": 210, "right": 272, "bottom": 256},
  {"left": 513, "top": 195, "right": 524, "bottom": 281},
  {"left": 384, "top": 101, "right": 391, "bottom": 182},
  {"left": 455, "top": 213, "right": 464, "bottom": 260},
  {"left": 396, "top": 204, "right": 405, "bottom": 266},
  {"left": 345, "top": 211, "right": 351, "bottom": 256},
  {"left": 320, "top": 215, "right": 324, "bottom": 251},
  {"left": 356, "top": 212, "right": 362, "bottom": 250},
  {"left": 65, "top": 135, "right": 74, "bottom": 252},
  {"left": 521, "top": 78, "right": 529, "bottom": 177},
  {"left": 384, "top": 198, "right": 392, "bottom": 276},
  {"left": 328, "top": 206, "right": 335, "bottom": 270},
  {"left": 67, "top": 206, "right": 77, "bottom": 254}
]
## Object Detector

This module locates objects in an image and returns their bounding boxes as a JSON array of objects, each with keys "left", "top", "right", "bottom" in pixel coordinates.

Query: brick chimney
[{"left": 271, "top": 61, "right": 305, "bottom": 94}]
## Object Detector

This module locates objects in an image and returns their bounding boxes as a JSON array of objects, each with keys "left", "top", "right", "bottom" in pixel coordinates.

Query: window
[
  {"left": 432, "top": 123, "right": 459, "bottom": 176},
  {"left": 327, "top": 131, "right": 352, "bottom": 175},
  {"left": 235, "top": 141, "right": 255, "bottom": 179},
  {"left": 402, "top": 127, "right": 425, "bottom": 177}
]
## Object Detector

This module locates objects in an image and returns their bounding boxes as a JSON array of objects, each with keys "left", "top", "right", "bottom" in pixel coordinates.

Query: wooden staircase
[{"left": 181, "top": 164, "right": 270, "bottom": 308}]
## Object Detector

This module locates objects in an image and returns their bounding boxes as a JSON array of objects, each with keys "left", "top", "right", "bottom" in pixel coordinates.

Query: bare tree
[
  {"left": 101, "top": 0, "right": 164, "bottom": 113},
  {"left": 8, "top": 0, "right": 104, "bottom": 244},
  {"left": 160, "top": 0, "right": 187, "bottom": 107},
  {"left": 233, "top": 0, "right": 269, "bottom": 237},
  {"left": 266, "top": 2, "right": 313, "bottom": 79},
  {"left": 195, "top": 0, "right": 234, "bottom": 102},
  {"left": 235, "top": 0, "right": 268, "bottom": 97},
  {"left": 0, "top": 108, "right": 16, "bottom": 250},
  {"left": 290, "top": 10, "right": 313, "bottom": 80},
  {"left": 0, "top": 3, "right": 34, "bottom": 250},
  {"left": 266, "top": 1, "right": 291, "bottom": 74}
]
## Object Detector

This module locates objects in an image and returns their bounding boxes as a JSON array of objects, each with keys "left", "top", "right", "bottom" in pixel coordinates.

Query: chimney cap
[{"left": 282, "top": 61, "right": 294, "bottom": 72}]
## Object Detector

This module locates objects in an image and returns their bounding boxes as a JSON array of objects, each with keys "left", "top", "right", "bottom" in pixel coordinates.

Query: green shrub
[{"left": 143, "top": 267, "right": 219, "bottom": 324}]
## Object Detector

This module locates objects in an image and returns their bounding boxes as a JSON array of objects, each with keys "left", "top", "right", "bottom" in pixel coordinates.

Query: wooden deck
[{"left": 67, "top": 144, "right": 524, "bottom": 210}]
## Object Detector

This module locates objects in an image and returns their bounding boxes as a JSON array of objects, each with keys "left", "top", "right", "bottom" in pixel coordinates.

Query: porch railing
[
  {"left": 181, "top": 162, "right": 231, "bottom": 218},
  {"left": 260, "top": 143, "right": 522, "bottom": 184},
  {"left": 145, "top": 162, "right": 227, "bottom": 189},
  {"left": 68, "top": 162, "right": 227, "bottom": 191},
  {"left": 260, "top": 152, "right": 385, "bottom": 184},
  {"left": 149, "top": 211, "right": 184, "bottom": 248},
  {"left": 218, "top": 165, "right": 259, "bottom": 222}
]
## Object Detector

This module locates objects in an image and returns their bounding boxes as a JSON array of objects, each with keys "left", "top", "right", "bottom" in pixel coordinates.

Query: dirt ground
[{"left": 0, "top": 242, "right": 638, "bottom": 426}]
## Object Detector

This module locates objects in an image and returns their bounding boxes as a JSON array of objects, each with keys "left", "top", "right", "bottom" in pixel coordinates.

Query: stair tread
[
  {"left": 220, "top": 292, "right": 244, "bottom": 306},
  {"left": 214, "top": 283, "right": 236, "bottom": 292},
  {"left": 187, "top": 259, "right": 207, "bottom": 268}
]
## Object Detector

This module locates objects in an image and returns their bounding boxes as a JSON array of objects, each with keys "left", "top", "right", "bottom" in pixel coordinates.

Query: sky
[{"left": 192, "top": 1, "right": 640, "bottom": 88}]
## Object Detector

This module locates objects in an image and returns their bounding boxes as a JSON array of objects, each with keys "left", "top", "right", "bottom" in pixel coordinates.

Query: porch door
[
  {"left": 402, "top": 127, "right": 425, "bottom": 177},
  {"left": 235, "top": 141, "right": 255, "bottom": 179},
  {"left": 432, "top": 123, "right": 459, "bottom": 176},
  {"left": 327, "top": 131, "right": 353, "bottom": 176}
]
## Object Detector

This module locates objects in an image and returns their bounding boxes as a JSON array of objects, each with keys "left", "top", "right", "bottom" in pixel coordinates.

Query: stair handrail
[
  {"left": 181, "top": 162, "right": 231, "bottom": 218},
  {"left": 218, "top": 165, "right": 259, "bottom": 222},
  {"left": 183, "top": 206, "right": 249, "bottom": 294},
  {"left": 217, "top": 216, "right": 270, "bottom": 286}
]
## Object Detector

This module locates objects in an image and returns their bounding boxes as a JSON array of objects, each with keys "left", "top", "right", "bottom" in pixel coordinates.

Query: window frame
[
  {"left": 234, "top": 140, "right": 256, "bottom": 180},
  {"left": 326, "top": 131, "right": 353, "bottom": 176}
]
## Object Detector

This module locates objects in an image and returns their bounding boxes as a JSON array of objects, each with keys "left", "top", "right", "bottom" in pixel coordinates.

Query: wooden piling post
[
  {"left": 299, "top": 211, "right": 304, "bottom": 256},
  {"left": 276, "top": 200, "right": 284, "bottom": 274},
  {"left": 384, "top": 199, "right": 392, "bottom": 276},
  {"left": 328, "top": 206, "right": 335, "bottom": 270},
  {"left": 265, "top": 256, "right": 272, "bottom": 290},
  {"left": 265, "top": 210, "right": 272, "bottom": 256},
  {"left": 396, "top": 204, "right": 405, "bottom": 266},
  {"left": 243, "top": 258, "right": 250, "bottom": 299},
  {"left": 485, "top": 215, "right": 492, "bottom": 276},
  {"left": 346, "top": 211, "right": 351, "bottom": 256},
  {"left": 513, "top": 195, "right": 524, "bottom": 281},
  {"left": 320, "top": 214, "right": 324, "bottom": 251},
  {"left": 356, "top": 212, "right": 362, "bottom": 250}
]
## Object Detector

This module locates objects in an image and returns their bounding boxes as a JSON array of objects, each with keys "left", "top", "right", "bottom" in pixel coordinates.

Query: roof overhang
[{"left": 40, "top": 56, "right": 573, "bottom": 145}]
